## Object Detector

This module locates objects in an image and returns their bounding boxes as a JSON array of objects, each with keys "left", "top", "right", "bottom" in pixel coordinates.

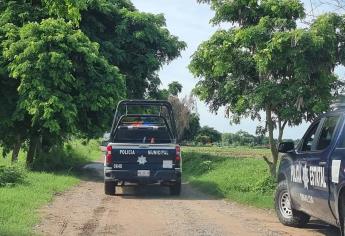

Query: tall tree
[
  {"left": 0, "top": 0, "right": 185, "bottom": 165},
  {"left": 182, "top": 113, "right": 201, "bottom": 141},
  {"left": 169, "top": 95, "right": 197, "bottom": 142},
  {"left": 80, "top": 1, "right": 186, "bottom": 98},
  {"left": 190, "top": 0, "right": 344, "bottom": 176},
  {"left": 3, "top": 18, "right": 125, "bottom": 165},
  {"left": 196, "top": 126, "right": 221, "bottom": 144}
]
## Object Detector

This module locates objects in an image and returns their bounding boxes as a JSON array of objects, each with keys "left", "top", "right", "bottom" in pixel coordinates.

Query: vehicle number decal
[
  {"left": 332, "top": 160, "right": 341, "bottom": 183},
  {"left": 114, "top": 164, "right": 122, "bottom": 169}
]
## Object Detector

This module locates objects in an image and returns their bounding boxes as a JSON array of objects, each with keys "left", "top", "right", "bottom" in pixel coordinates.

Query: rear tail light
[
  {"left": 106, "top": 145, "right": 112, "bottom": 165},
  {"left": 176, "top": 146, "right": 181, "bottom": 165}
]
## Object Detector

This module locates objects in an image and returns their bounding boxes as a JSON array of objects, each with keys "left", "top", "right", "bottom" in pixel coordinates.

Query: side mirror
[{"left": 278, "top": 142, "right": 295, "bottom": 153}]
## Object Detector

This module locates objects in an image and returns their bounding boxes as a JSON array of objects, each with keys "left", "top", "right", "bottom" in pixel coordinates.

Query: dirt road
[{"left": 35, "top": 162, "right": 340, "bottom": 236}]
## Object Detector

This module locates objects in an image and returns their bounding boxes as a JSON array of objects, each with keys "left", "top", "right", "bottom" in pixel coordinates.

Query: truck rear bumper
[{"left": 104, "top": 168, "right": 181, "bottom": 184}]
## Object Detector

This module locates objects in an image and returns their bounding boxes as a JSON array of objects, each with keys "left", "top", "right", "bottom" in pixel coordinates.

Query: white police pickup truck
[
  {"left": 275, "top": 106, "right": 345, "bottom": 235},
  {"left": 102, "top": 100, "right": 182, "bottom": 196}
]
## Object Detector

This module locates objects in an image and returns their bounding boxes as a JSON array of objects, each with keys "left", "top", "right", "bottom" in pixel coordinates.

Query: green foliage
[
  {"left": 190, "top": 0, "right": 345, "bottom": 175},
  {"left": 184, "top": 146, "right": 271, "bottom": 159},
  {"left": 168, "top": 81, "right": 183, "bottom": 96},
  {"left": 148, "top": 81, "right": 184, "bottom": 100},
  {"left": 198, "top": 0, "right": 305, "bottom": 27},
  {"left": 253, "top": 175, "right": 277, "bottom": 194},
  {"left": 0, "top": 170, "right": 79, "bottom": 236},
  {"left": 255, "top": 13, "right": 345, "bottom": 121},
  {"left": 32, "top": 139, "right": 101, "bottom": 171},
  {"left": 42, "top": 0, "right": 88, "bottom": 23},
  {"left": 197, "top": 126, "right": 221, "bottom": 143},
  {"left": 183, "top": 146, "right": 275, "bottom": 208},
  {"left": 80, "top": 1, "right": 186, "bottom": 98},
  {"left": 4, "top": 18, "right": 125, "bottom": 139},
  {"left": 195, "top": 135, "right": 211, "bottom": 145},
  {"left": 0, "top": 0, "right": 185, "bottom": 164},
  {"left": 190, "top": 2, "right": 344, "bottom": 123},
  {"left": 182, "top": 113, "right": 201, "bottom": 141},
  {"left": 0, "top": 165, "right": 25, "bottom": 187},
  {"left": 222, "top": 130, "right": 270, "bottom": 147}
]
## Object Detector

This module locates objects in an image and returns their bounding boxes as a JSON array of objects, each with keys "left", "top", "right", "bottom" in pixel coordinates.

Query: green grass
[
  {"left": 184, "top": 146, "right": 271, "bottom": 159},
  {"left": 32, "top": 139, "right": 102, "bottom": 171},
  {"left": 0, "top": 139, "right": 101, "bottom": 236},
  {"left": 0, "top": 172, "right": 78, "bottom": 236},
  {"left": 183, "top": 146, "right": 275, "bottom": 209}
]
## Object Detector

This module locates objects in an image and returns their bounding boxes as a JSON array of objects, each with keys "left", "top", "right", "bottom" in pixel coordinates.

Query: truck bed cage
[{"left": 110, "top": 100, "right": 177, "bottom": 142}]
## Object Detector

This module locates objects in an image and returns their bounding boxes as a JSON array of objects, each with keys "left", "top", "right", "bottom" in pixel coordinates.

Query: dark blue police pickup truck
[
  {"left": 275, "top": 105, "right": 345, "bottom": 235},
  {"left": 103, "top": 100, "right": 181, "bottom": 196}
]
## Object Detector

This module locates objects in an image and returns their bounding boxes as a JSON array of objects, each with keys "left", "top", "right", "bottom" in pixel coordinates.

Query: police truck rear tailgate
[{"left": 108, "top": 144, "right": 179, "bottom": 172}]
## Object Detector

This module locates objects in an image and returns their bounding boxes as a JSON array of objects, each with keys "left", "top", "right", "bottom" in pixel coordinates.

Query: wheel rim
[{"left": 279, "top": 191, "right": 292, "bottom": 218}]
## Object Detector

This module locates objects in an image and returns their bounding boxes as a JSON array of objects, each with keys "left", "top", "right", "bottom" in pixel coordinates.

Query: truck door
[
  {"left": 289, "top": 119, "right": 321, "bottom": 212},
  {"left": 295, "top": 115, "right": 340, "bottom": 224},
  {"left": 328, "top": 115, "right": 345, "bottom": 225}
]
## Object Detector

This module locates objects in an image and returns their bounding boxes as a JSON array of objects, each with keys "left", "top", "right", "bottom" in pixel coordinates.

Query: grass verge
[
  {"left": 183, "top": 146, "right": 275, "bottom": 209},
  {"left": 0, "top": 139, "right": 101, "bottom": 236}
]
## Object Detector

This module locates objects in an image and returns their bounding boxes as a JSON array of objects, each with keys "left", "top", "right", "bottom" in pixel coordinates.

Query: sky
[{"left": 130, "top": 0, "right": 343, "bottom": 139}]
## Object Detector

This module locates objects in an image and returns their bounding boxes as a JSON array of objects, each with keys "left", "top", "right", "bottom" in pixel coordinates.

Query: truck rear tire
[
  {"left": 105, "top": 181, "right": 116, "bottom": 196},
  {"left": 275, "top": 180, "right": 310, "bottom": 227},
  {"left": 169, "top": 181, "right": 181, "bottom": 196}
]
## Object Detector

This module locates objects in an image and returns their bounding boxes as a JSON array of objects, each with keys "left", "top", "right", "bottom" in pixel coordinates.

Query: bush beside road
[{"left": 183, "top": 146, "right": 275, "bottom": 209}]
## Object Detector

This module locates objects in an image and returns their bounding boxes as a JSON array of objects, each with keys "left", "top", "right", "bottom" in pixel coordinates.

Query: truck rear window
[{"left": 114, "top": 116, "right": 172, "bottom": 143}]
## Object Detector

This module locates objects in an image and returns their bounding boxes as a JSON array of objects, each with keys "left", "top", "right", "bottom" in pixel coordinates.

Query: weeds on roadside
[
  {"left": 183, "top": 147, "right": 276, "bottom": 208},
  {"left": 32, "top": 139, "right": 101, "bottom": 171},
  {"left": 0, "top": 165, "right": 26, "bottom": 187}
]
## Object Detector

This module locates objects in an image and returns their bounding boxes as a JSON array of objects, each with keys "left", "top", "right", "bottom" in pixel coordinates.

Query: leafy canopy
[
  {"left": 190, "top": 0, "right": 345, "bottom": 175},
  {"left": 168, "top": 81, "right": 183, "bottom": 96},
  {"left": 3, "top": 18, "right": 125, "bottom": 141},
  {"left": 190, "top": 0, "right": 343, "bottom": 126},
  {"left": 80, "top": 1, "right": 186, "bottom": 98},
  {"left": 0, "top": 0, "right": 185, "bottom": 163}
]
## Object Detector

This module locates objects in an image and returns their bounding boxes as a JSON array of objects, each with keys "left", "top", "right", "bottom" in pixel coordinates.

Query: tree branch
[
  {"left": 282, "top": 120, "right": 287, "bottom": 130},
  {"left": 262, "top": 155, "right": 273, "bottom": 166}
]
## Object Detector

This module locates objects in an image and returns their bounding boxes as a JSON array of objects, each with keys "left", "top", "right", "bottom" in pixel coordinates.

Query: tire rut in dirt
[{"left": 79, "top": 196, "right": 111, "bottom": 236}]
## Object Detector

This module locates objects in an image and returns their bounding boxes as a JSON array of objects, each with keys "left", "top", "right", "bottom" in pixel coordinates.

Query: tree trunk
[
  {"left": 277, "top": 118, "right": 287, "bottom": 144},
  {"left": 265, "top": 108, "right": 279, "bottom": 177},
  {"left": 11, "top": 135, "right": 21, "bottom": 163},
  {"left": 26, "top": 135, "right": 39, "bottom": 167}
]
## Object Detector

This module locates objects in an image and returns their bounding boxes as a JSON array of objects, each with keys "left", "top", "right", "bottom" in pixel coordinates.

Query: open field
[
  {"left": 183, "top": 146, "right": 271, "bottom": 158},
  {"left": 0, "top": 140, "right": 101, "bottom": 236},
  {"left": 183, "top": 146, "right": 275, "bottom": 209}
]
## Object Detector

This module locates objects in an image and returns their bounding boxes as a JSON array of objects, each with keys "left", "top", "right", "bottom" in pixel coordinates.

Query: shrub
[
  {"left": 200, "top": 160, "right": 213, "bottom": 172},
  {"left": 32, "top": 139, "right": 100, "bottom": 172},
  {"left": 253, "top": 176, "right": 277, "bottom": 194},
  {"left": 0, "top": 165, "right": 25, "bottom": 187}
]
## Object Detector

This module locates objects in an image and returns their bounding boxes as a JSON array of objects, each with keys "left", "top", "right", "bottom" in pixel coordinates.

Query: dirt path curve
[{"left": 35, "top": 162, "right": 340, "bottom": 236}]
